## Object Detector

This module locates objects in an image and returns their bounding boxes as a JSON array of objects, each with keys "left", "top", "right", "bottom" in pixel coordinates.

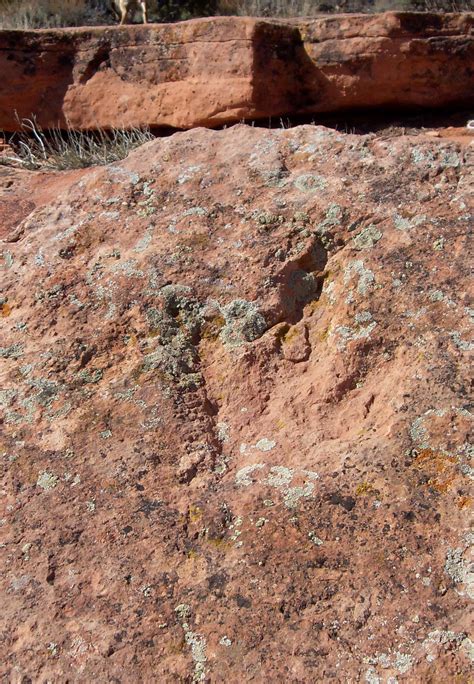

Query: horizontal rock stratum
[
  {"left": 0, "top": 12, "right": 473, "bottom": 131},
  {"left": 1, "top": 123, "right": 473, "bottom": 680}
]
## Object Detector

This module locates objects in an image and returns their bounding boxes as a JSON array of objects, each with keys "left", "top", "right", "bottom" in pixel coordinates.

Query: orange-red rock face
[
  {"left": 1, "top": 124, "right": 473, "bottom": 680},
  {"left": 0, "top": 12, "right": 473, "bottom": 131}
]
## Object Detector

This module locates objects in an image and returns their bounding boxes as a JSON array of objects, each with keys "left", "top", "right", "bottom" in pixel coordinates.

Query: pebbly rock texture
[
  {"left": 0, "top": 12, "right": 473, "bottom": 131},
  {"left": 1, "top": 124, "right": 473, "bottom": 681}
]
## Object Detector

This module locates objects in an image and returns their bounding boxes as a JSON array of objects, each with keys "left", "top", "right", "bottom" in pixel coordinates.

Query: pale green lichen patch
[
  {"left": 239, "top": 438, "right": 276, "bottom": 455},
  {"left": 284, "top": 482, "right": 315, "bottom": 509},
  {"left": 317, "top": 203, "right": 343, "bottom": 234},
  {"left": 353, "top": 225, "right": 383, "bottom": 250},
  {"left": 0, "top": 343, "right": 24, "bottom": 359},
  {"left": 293, "top": 173, "right": 327, "bottom": 193},
  {"left": 422, "top": 630, "right": 473, "bottom": 664},
  {"left": 0, "top": 389, "right": 17, "bottom": 406},
  {"left": 37, "top": 471, "right": 59, "bottom": 491},
  {"left": 78, "top": 369, "right": 103, "bottom": 385},
  {"left": 450, "top": 331, "right": 474, "bottom": 352},
  {"left": 444, "top": 545, "right": 474, "bottom": 600},
  {"left": 409, "top": 407, "right": 473, "bottom": 455},
  {"left": 334, "top": 312, "right": 377, "bottom": 350},
  {"left": 3, "top": 250, "right": 13, "bottom": 268},
  {"left": 177, "top": 164, "right": 203, "bottom": 185},
  {"left": 133, "top": 226, "right": 155, "bottom": 253},
  {"left": 235, "top": 464, "right": 266, "bottom": 487},
  {"left": 174, "top": 604, "right": 207, "bottom": 682},
  {"left": 344, "top": 260, "right": 375, "bottom": 296},
  {"left": 393, "top": 213, "right": 426, "bottom": 231},
  {"left": 365, "top": 649, "right": 414, "bottom": 677},
  {"left": 219, "top": 299, "right": 267, "bottom": 348},
  {"left": 411, "top": 146, "right": 434, "bottom": 165},
  {"left": 263, "top": 465, "right": 293, "bottom": 488}
]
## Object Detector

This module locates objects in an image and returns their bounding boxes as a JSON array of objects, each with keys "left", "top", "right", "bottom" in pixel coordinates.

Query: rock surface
[
  {"left": 1, "top": 124, "right": 473, "bottom": 681},
  {"left": 0, "top": 12, "right": 473, "bottom": 131}
]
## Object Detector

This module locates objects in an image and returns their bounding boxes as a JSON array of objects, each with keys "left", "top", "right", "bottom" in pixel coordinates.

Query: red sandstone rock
[
  {"left": 0, "top": 12, "right": 473, "bottom": 132},
  {"left": 1, "top": 124, "right": 473, "bottom": 680}
]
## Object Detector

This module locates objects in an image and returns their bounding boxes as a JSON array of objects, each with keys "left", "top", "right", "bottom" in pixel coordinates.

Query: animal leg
[{"left": 140, "top": 1, "right": 148, "bottom": 24}]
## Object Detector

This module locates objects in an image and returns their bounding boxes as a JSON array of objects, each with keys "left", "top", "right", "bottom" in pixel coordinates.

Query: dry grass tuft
[
  {"left": 0, "top": 118, "right": 154, "bottom": 170},
  {"left": 0, "top": 0, "right": 110, "bottom": 29}
]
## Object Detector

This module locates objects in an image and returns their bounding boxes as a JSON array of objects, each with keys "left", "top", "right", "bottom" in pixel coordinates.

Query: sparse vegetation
[
  {"left": 0, "top": 118, "right": 154, "bottom": 170},
  {"left": 0, "top": 0, "right": 111, "bottom": 29},
  {"left": 218, "top": 0, "right": 472, "bottom": 15},
  {"left": 0, "top": 0, "right": 470, "bottom": 30}
]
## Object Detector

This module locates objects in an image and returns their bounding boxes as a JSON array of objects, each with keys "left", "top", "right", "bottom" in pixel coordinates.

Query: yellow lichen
[
  {"left": 188, "top": 505, "right": 202, "bottom": 523},
  {"left": 355, "top": 481, "right": 376, "bottom": 496},
  {"left": 201, "top": 315, "right": 225, "bottom": 342}
]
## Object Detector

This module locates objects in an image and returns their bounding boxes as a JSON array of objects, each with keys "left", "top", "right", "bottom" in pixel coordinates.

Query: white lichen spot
[
  {"left": 177, "top": 165, "right": 203, "bottom": 185},
  {"left": 365, "top": 667, "right": 380, "bottom": 684},
  {"left": 394, "top": 652, "right": 413, "bottom": 674},
  {"left": 323, "top": 280, "right": 337, "bottom": 305},
  {"left": 461, "top": 637, "right": 474, "bottom": 662},
  {"left": 234, "top": 463, "right": 319, "bottom": 508},
  {"left": 22, "top": 543, "right": 32, "bottom": 560},
  {"left": 216, "top": 422, "right": 230, "bottom": 443},
  {"left": 308, "top": 531, "right": 324, "bottom": 546},
  {"left": 219, "top": 636, "right": 232, "bottom": 647},
  {"left": 255, "top": 438, "right": 276, "bottom": 452},
  {"left": 235, "top": 464, "right": 265, "bottom": 487},
  {"left": 47, "top": 642, "right": 58, "bottom": 657},
  {"left": 34, "top": 250, "right": 45, "bottom": 266}
]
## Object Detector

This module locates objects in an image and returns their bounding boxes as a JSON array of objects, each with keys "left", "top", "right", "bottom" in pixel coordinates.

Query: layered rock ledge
[{"left": 0, "top": 11, "right": 473, "bottom": 131}]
